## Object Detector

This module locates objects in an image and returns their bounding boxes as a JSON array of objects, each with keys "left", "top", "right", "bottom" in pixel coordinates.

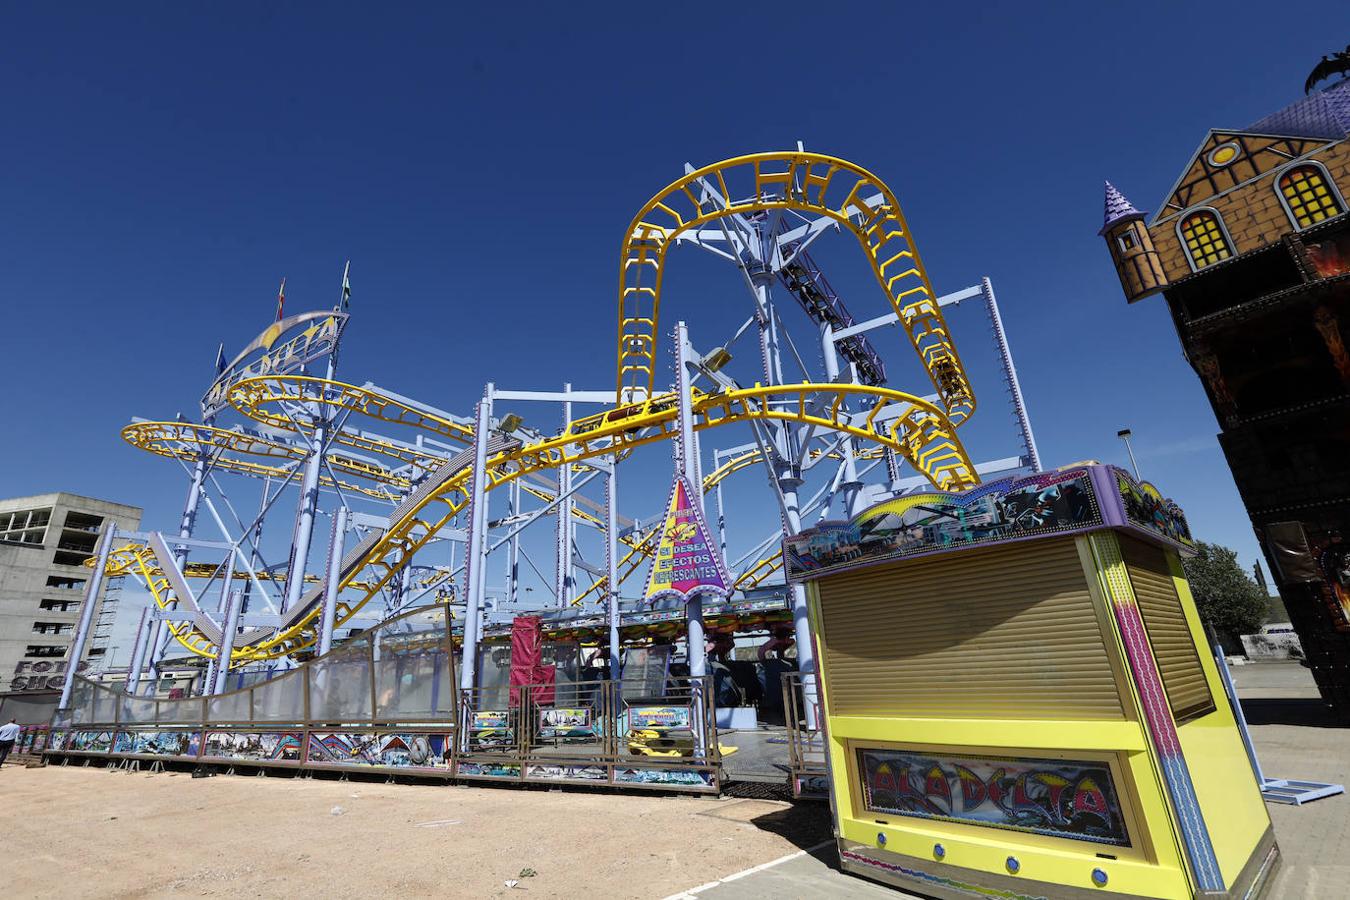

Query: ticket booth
[{"left": 785, "top": 464, "right": 1278, "bottom": 900}]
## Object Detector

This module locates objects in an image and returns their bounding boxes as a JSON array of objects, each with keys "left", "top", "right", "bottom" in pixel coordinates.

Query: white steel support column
[
  {"left": 318, "top": 505, "right": 349, "bottom": 657},
  {"left": 507, "top": 479, "right": 521, "bottom": 607},
  {"left": 605, "top": 462, "right": 620, "bottom": 677},
  {"left": 820, "top": 323, "right": 864, "bottom": 516},
  {"left": 149, "top": 453, "right": 209, "bottom": 683},
  {"left": 59, "top": 523, "right": 116, "bottom": 709},
  {"left": 753, "top": 271, "right": 819, "bottom": 729},
  {"left": 282, "top": 423, "right": 326, "bottom": 614},
  {"left": 213, "top": 589, "right": 244, "bottom": 694},
  {"left": 555, "top": 383, "right": 574, "bottom": 609},
  {"left": 674, "top": 323, "right": 707, "bottom": 683},
  {"left": 460, "top": 388, "right": 493, "bottom": 693},
  {"left": 202, "top": 562, "right": 238, "bottom": 696},
  {"left": 124, "top": 606, "right": 151, "bottom": 694},
  {"left": 982, "top": 277, "right": 1042, "bottom": 472}
]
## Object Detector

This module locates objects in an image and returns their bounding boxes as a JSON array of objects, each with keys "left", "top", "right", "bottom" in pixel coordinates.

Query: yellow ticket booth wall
[{"left": 784, "top": 464, "right": 1278, "bottom": 900}]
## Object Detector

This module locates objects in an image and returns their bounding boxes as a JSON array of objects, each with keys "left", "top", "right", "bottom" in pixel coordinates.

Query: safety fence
[
  {"left": 458, "top": 676, "right": 719, "bottom": 791},
  {"left": 42, "top": 607, "right": 720, "bottom": 792},
  {"left": 782, "top": 671, "right": 828, "bottom": 799}
]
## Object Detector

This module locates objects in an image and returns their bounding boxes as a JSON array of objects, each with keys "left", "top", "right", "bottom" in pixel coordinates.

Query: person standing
[{"left": 0, "top": 718, "right": 20, "bottom": 767}]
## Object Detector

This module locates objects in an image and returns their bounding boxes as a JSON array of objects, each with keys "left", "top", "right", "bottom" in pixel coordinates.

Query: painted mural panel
[
  {"left": 1117, "top": 471, "right": 1194, "bottom": 549},
  {"left": 785, "top": 468, "right": 1101, "bottom": 578},
  {"left": 614, "top": 767, "right": 714, "bottom": 788},
  {"left": 112, "top": 730, "right": 201, "bottom": 757},
  {"left": 305, "top": 732, "right": 453, "bottom": 769},
  {"left": 456, "top": 761, "right": 522, "bottom": 779},
  {"left": 68, "top": 730, "right": 114, "bottom": 753},
  {"left": 526, "top": 763, "right": 608, "bottom": 782},
  {"left": 856, "top": 749, "right": 1130, "bottom": 847},
  {"left": 202, "top": 731, "right": 304, "bottom": 762}
]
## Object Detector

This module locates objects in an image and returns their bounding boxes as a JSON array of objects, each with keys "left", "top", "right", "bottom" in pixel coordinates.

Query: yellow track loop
[
  {"left": 122, "top": 421, "right": 403, "bottom": 502},
  {"left": 141, "top": 376, "right": 974, "bottom": 664},
  {"left": 617, "top": 152, "right": 976, "bottom": 425}
]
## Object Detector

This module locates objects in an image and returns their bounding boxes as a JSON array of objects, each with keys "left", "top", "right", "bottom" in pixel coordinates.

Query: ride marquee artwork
[
  {"left": 857, "top": 748, "right": 1131, "bottom": 847},
  {"left": 643, "top": 475, "right": 731, "bottom": 604}
]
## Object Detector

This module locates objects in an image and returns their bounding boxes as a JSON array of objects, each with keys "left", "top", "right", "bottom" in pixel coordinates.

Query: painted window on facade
[
  {"left": 1179, "top": 210, "right": 1232, "bottom": 269},
  {"left": 1279, "top": 165, "right": 1344, "bottom": 229}
]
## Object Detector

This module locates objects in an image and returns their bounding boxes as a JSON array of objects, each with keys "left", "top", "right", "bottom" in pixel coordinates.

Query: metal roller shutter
[
  {"left": 1119, "top": 535, "right": 1215, "bottom": 723},
  {"left": 816, "top": 538, "right": 1124, "bottom": 720}
]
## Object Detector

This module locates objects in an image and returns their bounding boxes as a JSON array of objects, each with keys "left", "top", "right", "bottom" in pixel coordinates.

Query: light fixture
[{"left": 703, "top": 347, "right": 732, "bottom": 372}]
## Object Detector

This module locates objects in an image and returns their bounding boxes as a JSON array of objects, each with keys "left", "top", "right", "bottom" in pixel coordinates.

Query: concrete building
[{"left": 0, "top": 492, "right": 142, "bottom": 693}]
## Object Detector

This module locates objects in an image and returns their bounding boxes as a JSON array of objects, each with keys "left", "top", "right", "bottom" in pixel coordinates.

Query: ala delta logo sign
[{"left": 642, "top": 475, "right": 731, "bottom": 604}]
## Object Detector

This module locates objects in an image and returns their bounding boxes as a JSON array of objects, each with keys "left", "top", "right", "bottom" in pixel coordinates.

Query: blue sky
[{"left": 4, "top": 3, "right": 1345, "bottom": 644}]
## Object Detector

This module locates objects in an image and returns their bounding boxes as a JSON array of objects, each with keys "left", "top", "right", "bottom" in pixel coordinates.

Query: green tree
[{"left": 1181, "top": 541, "right": 1269, "bottom": 643}]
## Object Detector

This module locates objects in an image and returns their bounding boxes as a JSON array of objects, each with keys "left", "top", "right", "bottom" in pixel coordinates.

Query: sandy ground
[
  {"left": 4, "top": 662, "right": 1345, "bottom": 899},
  {"left": 0, "top": 766, "right": 829, "bottom": 899}
]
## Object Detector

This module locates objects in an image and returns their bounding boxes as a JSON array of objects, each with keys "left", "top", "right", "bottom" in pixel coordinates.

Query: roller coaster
[{"left": 71, "top": 151, "right": 1040, "bottom": 728}]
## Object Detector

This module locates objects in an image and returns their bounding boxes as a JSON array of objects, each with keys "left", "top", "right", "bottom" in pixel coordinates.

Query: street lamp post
[{"left": 1117, "top": 428, "right": 1141, "bottom": 480}]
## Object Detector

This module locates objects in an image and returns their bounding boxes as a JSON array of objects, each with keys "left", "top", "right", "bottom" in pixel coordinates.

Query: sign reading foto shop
[{"left": 857, "top": 749, "right": 1130, "bottom": 847}]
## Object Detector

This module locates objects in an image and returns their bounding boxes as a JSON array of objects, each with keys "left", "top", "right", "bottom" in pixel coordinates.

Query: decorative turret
[{"left": 1100, "top": 182, "right": 1168, "bottom": 302}]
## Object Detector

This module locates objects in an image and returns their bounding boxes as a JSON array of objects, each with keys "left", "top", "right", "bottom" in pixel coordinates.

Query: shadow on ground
[{"left": 1240, "top": 697, "right": 1349, "bottom": 728}]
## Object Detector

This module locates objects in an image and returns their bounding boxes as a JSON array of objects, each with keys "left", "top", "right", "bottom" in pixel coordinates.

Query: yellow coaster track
[
  {"left": 112, "top": 151, "right": 981, "bottom": 668},
  {"left": 618, "top": 152, "right": 975, "bottom": 425}
]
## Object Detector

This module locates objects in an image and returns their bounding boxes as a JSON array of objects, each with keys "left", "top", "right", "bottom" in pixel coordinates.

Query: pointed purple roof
[
  {"left": 1247, "top": 77, "right": 1350, "bottom": 140},
  {"left": 1099, "top": 182, "right": 1146, "bottom": 235}
]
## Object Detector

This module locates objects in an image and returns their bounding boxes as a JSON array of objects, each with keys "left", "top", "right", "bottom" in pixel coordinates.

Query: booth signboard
[
  {"left": 538, "top": 707, "right": 592, "bottom": 738},
  {"left": 785, "top": 466, "right": 1202, "bottom": 580},
  {"left": 857, "top": 749, "right": 1130, "bottom": 847},
  {"left": 785, "top": 468, "right": 1101, "bottom": 578},
  {"left": 628, "top": 706, "right": 691, "bottom": 729},
  {"left": 201, "top": 311, "right": 348, "bottom": 417},
  {"left": 1116, "top": 471, "right": 1195, "bottom": 549},
  {"left": 643, "top": 476, "right": 731, "bottom": 603},
  {"left": 470, "top": 711, "right": 510, "bottom": 730}
]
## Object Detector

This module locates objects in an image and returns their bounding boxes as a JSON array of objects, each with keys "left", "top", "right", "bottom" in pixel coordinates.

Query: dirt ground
[{"left": 0, "top": 766, "right": 830, "bottom": 899}]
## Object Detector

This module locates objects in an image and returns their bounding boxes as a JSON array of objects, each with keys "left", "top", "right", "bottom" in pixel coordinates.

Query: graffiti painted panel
[
  {"left": 113, "top": 730, "right": 201, "bottom": 757},
  {"left": 456, "top": 761, "right": 522, "bottom": 779},
  {"left": 857, "top": 749, "right": 1129, "bottom": 846},
  {"left": 538, "top": 707, "right": 593, "bottom": 739},
  {"left": 1117, "top": 470, "right": 1194, "bottom": 550},
  {"left": 68, "top": 730, "right": 114, "bottom": 752},
  {"left": 48, "top": 730, "right": 68, "bottom": 751},
  {"left": 306, "top": 732, "right": 452, "bottom": 769},
  {"left": 786, "top": 468, "right": 1101, "bottom": 578},
  {"left": 614, "top": 767, "right": 713, "bottom": 788},
  {"left": 202, "top": 731, "right": 304, "bottom": 762},
  {"left": 526, "top": 763, "right": 608, "bottom": 782}
]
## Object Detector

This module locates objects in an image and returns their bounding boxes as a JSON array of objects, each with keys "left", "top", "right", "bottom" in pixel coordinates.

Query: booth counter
[{"left": 785, "top": 465, "right": 1277, "bottom": 900}]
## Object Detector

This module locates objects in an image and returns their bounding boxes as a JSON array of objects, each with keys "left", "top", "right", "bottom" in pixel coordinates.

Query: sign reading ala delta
[{"left": 643, "top": 475, "right": 730, "bottom": 603}]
